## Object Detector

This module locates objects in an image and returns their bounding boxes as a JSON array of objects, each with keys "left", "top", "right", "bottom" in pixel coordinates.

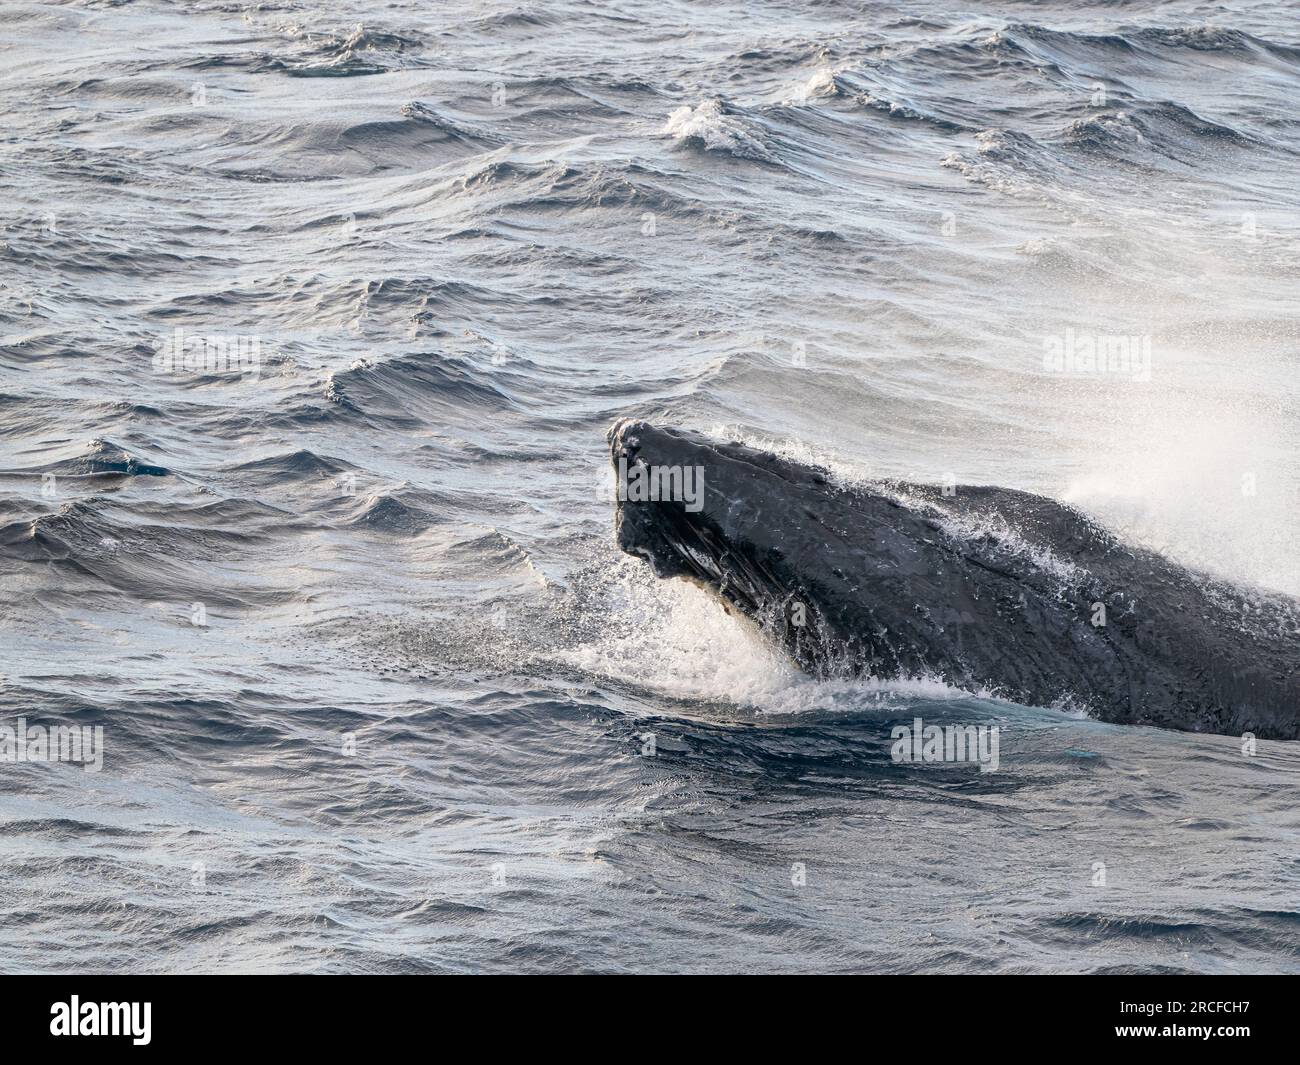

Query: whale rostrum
[{"left": 609, "top": 420, "right": 1300, "bottom": 740}]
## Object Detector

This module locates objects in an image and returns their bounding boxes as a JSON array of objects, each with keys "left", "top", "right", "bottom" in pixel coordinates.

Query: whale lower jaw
[{"left": 609, "top": 420, "right": 1300, "bottom": 741}]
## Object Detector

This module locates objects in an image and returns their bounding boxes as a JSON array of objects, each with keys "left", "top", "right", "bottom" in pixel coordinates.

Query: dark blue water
[{"left": 2, "top": 0, "right": 1299, "bottom": 973}]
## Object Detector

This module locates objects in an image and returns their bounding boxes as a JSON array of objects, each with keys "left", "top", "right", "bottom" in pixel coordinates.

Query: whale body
[{"left": 609, "top": 419, "right": 1300, "bottom": 740}]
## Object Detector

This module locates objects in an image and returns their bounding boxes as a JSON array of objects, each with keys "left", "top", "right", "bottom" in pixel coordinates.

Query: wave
[
  {"left": 331, "top": 102, "right": 502, "bottom": 162},
  {"left": 226, "top": 448, "right": 354, "bottom": 485},
  {"left": 450, "top": 158, "right": 706, "bottom": 218},
  {"left": 255, "top": 24, "right": 427, "bottom": 78},
  {"left": 324, "top": 352, "right": 516, "bottom": 429},
  {"left": 343, "top": 492, "right": 439, "bottom": 534},
  {"left": 1057, "top": 101, "right": 1255, "bottom": 159},
  {"left": 457, "top": 7, "right": 557, "bottom": 32},
  {"left": 940, "top": 128, "right": 1056, "bottom": 192},
  {"left": 943, "top": 94, "right": 1261, "bottom": 194},
  {"left": 31, "top": 439, "right": 171, "bottom": 479},
  {"left": 1008, "top": 21, "right": 1300, "bottom": 64},
  {"left": 783, "top": 67, "right": 971, "bottom": 132},
  {"left": 0, "top": 498, "right": 290, "bottom": 610},
  {"left": 662, "top": 98, "right": 778, "bottom": 163}
]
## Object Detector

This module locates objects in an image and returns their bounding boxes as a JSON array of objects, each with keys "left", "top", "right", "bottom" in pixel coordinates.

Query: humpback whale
[{"left": 609, "top": 420, "right": 1300, "bottom": 740}]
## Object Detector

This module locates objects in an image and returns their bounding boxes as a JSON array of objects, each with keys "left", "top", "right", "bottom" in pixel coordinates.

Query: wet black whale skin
[{"left": 609, "top": 419, "right": 1300, "bottom": 740}]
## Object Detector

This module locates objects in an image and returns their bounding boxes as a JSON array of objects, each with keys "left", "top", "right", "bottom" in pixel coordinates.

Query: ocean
[{"left": 2, "top": 0, "right": 1298, "bottom": 974}]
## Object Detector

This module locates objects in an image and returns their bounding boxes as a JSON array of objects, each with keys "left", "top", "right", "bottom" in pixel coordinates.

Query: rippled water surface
[{"left": 2, "top": 0, "right": 1299, "bottom": 973}]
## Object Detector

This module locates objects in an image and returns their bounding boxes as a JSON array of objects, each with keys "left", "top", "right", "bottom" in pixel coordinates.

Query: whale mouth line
[{"left": 651, "top": 509, "right": 785, "bottom": 616}]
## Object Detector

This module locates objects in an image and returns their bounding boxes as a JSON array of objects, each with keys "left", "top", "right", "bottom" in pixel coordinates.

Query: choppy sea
[{"left": 2, "top": 0, "right": 1299, "bottom": 973}]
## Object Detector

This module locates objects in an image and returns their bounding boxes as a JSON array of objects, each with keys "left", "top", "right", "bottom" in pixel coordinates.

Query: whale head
[
  {"left": 607, "top": 419, "right": 907, "bottom": 676},
  {"left": 608, "top": 418, "right": 794, "bottom": 595}
]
